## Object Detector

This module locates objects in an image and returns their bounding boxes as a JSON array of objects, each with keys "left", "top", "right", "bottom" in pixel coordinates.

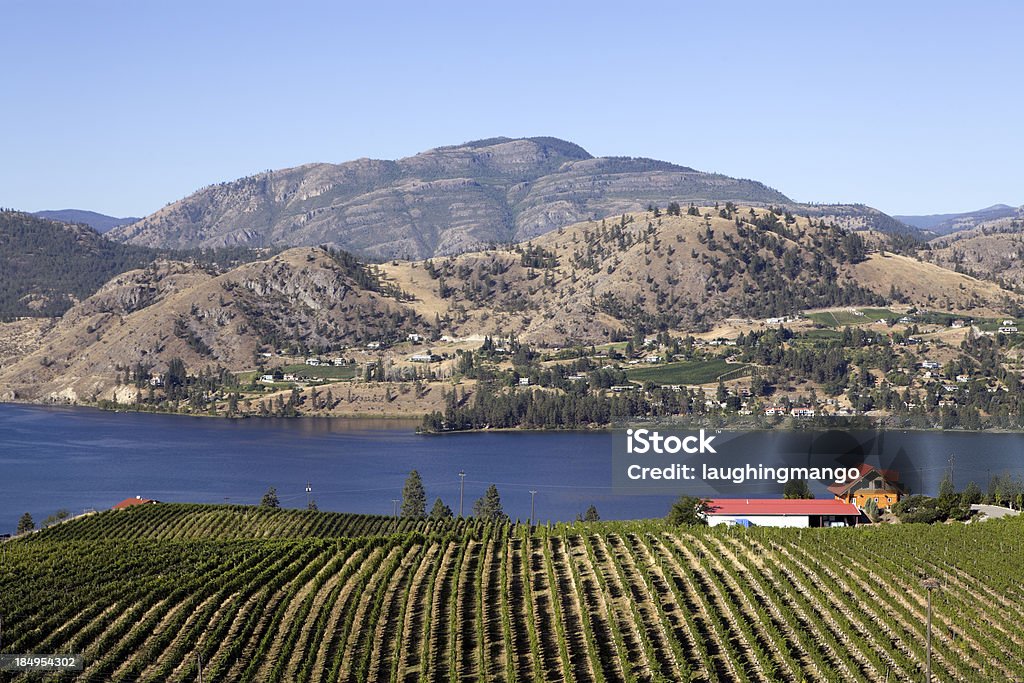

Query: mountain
[
  {"left": 6, "top": 205, "right": 1016, "bottom": 404},
  {"left": 32, "top": 209, "right": 141, "bottom": 233},
  {"left": 924, "top": 206, "right": 1024, "bottom": 286},
  {"left": 108, "top": 137, "right": 807, "bottom": 259},
  {"left": 0, "top": 211, "right": 158, "bottom": 319},
  {"left": 895, "top": 204, "right": 1021, "bottom": 235}
]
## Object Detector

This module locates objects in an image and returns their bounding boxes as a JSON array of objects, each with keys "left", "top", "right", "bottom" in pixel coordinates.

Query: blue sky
[{"left": 3, "top": 0, "right": 1021, "bottom": 217}]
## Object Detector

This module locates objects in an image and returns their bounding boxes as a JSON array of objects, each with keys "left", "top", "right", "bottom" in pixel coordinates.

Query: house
[
  {"left": 898, "top": 316, "right": 913, "bottom": 324},
  {"left": 113, "top": 496, "right": 159, "bottom": 510},
  {"left": 644, "top": 355, "right": 661, "bottom": 364},
  {"left": 705, "top": 499, "right": 861, "bottom": 528},
  {"left": 920, "top": 361, "right": 940, "bottom": 369},
  {"left": 790, "top": 407, "right": 816, "bottom": 418},
  {"left": 999, "top": 326, "right": 1018, "bottom": 334},
  {"left": 332, "top": 358, "right": 347, "bottom": 367},
  {"left": 764, "top": 406, "right": 787, "bottom": 416},
  {"left": 409, "top": 354, "right": 433, "bottom": 363},
  {"left": 366, "top": 341, "right": 381, "bottom": 350},
  {"left": 1003, "top": 319, "right": 1015, "bottom": 326},
  {"left": 518, "top": 377, "right": 531, "bottom": 386},
  {"left": 956, "top": 374, "right": 970, "bottom": 383},
  {"left": 259, "top": 374, "right": 275, "bottom": 383},
  {"left": 951, "top": 320, "right": 966, "bottom": 328},
  {"left": 148, "top": 375, "right": 164, "bottom": 387},
  {"left": 407, "top": 333, "right": 423, "bottom": 343},
  {"left": 306, "top": 358, "right": 322, "bottom": 366},
  {"left": 282, "top": 373, "right": 298, "bottom": 382},
  {"left": 828, "top": 464, "right": 906, "bottom": 510}
]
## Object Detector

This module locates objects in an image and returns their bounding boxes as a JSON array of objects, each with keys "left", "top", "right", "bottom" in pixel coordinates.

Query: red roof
[
  {"left": 706, "top": 498, "right": 860, "bottom": 516},
  {"left": 112, "top": 496, "right": 158, "bottom": 510},
  {"left": 827, "top": 464, "right": 903, "bottom": 496}
]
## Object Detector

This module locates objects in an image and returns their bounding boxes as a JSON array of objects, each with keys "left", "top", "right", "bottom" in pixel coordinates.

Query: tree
[
  {"left": 863, "top": 497, "right": 880, "bottom": 523},
  {"left": 473, "top": 484, "right": 507, "bottom": 522},
  {"left": 666, "top": 496, "right": 710, "bottom": 526},
  {"left": 17, "top": 512, "right": 34, "bottom": 534},
  {"left": 165, "top": 357, "right": 187, "bottom": 400},
  {"left": 307, "top": 498, "right": 319, "bottom": 512},
  {"left": 937, "top": 471, "right": 956, "bottom": 500},
  {"left": 401, "top": 470, "right": 426, "bottom": 518},
  {"left": 43, "top": 509, "right": 71, "bottom": 527},
  {"left": 891, "top": 495, "right": 944, "bottom": 524},
  {"left": 962, "top": 480, "right": 983, "bottom": 505},
  {"left": 783, "top": 479, "right": 814, "bottom": 499},
  {"left": 430, "top": 497, "right": 453, "bottom": 520},
  {"left": 260, "top": 486, "right": 280, "bottom": 508},
  {"left": 583, "top": 504, "right": 600, "bottom": 522}
]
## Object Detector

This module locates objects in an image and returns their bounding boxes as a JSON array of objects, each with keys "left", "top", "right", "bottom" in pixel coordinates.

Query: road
[{"left": 970, "top": 504, "right": 1021, "bottom": 519}]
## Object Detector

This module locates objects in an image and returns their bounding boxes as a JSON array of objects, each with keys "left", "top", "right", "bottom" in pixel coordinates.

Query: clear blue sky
[{"left": 3, "top": 0, "right": 1021, "bottom": 217}]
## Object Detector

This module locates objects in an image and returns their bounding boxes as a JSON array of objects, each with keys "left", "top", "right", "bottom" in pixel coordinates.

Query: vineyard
[{"left": 1, "top": 505, "right": 1023, "bottom": 682}]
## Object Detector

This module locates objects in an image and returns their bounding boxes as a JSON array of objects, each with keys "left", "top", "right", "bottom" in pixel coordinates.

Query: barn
[{"left": 705, "top": 498, "right": 861, "bottom": 528}]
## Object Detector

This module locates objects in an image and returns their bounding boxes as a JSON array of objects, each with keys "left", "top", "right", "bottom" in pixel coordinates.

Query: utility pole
[
  {"left": 458, "top": 470, "right": 466, "bottom": 517},
  {"left": 529, "top": 490, "right": 537, "bottom": 526},
  {"left": 197, "top": 653, "right": 203, "bottom": 683},
  {"left": 305, "top": 482, "right": 312, "bottom": 509},
  {"left": 922, "top": 578, "right": 940, "bottom": 682},
  {"left": 392, "top": 498, "right": 400, "bottom": 520}
]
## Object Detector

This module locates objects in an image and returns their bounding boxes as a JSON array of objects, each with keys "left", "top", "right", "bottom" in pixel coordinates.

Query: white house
[
  {"left": 407, "top": 333, "right": 423, "bottom": 343},
  {"left": 306, "top": 358, "right": 322, "bottom": 366},
  {"left": 705, "top": 499, "right": 861, "bottom": 528},
  {"left": 999, "top": 326, "right": 1018, "bottom": 334},
  {"left": 410, "top": 354, "right": 433, "bottom": 363},
  {"left": 259, "top": 375, "right": 275, "bottom": 383},
  {"left": 920, "top": 361, "right": 940, "bottom": 369},
  {"left": 518, "top": 377, "right": 531, "bottom": 386}
]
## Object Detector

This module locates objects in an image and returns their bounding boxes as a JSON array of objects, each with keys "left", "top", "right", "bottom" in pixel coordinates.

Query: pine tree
[
  {"left": 307, "top": 498, "right": 319, "bottom": 512},
  {"left": 17, "top": 512, "right": 34, "bottom": 534},
  {"left": 401, "top": 470, "right": 426, "bottom": 518},
  {"left": 473, "top": 484, "right": 507, "bottom": 522},
  {"left": 260, "top": 486, "right": 280, "bottom": 508},
  {"left": 429, "top": 497, "right": 453, "bottom": 520},
  {"left": 584, "top": 504, "right": 600, "bottom": 522}
]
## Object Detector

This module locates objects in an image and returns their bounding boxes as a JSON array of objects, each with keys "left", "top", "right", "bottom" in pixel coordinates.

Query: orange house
[{"left": 828, "top": 465, "right": 905, "bottom": 510}]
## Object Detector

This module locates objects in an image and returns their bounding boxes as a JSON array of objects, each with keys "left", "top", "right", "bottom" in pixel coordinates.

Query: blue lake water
[{"left": 2, "top": 403, "right": 1024, "bottom": 532}]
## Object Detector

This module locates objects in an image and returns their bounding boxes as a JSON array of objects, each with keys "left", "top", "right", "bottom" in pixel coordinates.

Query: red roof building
[
  {"left": 705, "top": 498, "right": 861, "bottom": 528},
  {"left": 112, "top": 496, "right": 160, "bottom": 510}
]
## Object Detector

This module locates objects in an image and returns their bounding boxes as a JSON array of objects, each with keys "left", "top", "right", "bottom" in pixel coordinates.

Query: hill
[
  {"left": 3, "top": 205, "right": 1018, "bottom": 406},
  {"left": 0, "top": 210, "right": 158, "bottom": 320},
  {"left": 896, "top": 203, "right": 1021, "bottom": 235},
  {"left": 106, "top": 137, "right": 907, "bottom": 259},
  {"left": 3, "top": 503, "right": 1022, "bottom": 681},
  {"left": 32, "top": 208, "right": 141, "bottom": 233},
  {"left": 924, "top": 207, "right": 1024, "bottom": 286}
]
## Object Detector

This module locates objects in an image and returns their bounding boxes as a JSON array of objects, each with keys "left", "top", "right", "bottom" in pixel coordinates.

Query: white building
[{"left": 705, "top": 499, "right": 861, "bottom": 528}]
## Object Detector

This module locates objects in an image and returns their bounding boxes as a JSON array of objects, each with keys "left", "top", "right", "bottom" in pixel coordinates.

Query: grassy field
[
  {"left": 626, "top": 358, "right": 748, "bottom": 385},
  {"left": 804, "top": 308, "right": 897, "bottom": 328},
  {"left": 2, "top": 504, "right": 1022, "bottom": 682}
]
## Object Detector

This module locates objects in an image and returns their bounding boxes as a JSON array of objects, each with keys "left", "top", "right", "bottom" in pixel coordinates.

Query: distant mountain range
[
  {"left": 895, "top": 204, "right": 1022, "bottom": 235},
  {"left": 107, "top": 137, "right": 909, "bottom": 259},
  {"left": 32, "top": 209, "right": 140, "bottom": 233}
]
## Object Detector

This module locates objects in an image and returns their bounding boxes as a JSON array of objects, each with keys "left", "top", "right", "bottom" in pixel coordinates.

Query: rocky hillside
[
  {"left": 108, "top": 137, "right": 796, "bottom": 259},
  {"left": 6, "top": 205, "right": 1016, "bottom": 404},
  {"left": 380, "top": 206, "right": 1018, "bottom": 346},
  {"left": 924, "top": 207, "right": 1024, "bottom": 286},
  {"left": 0, "top": 249, "right": 427, "bottom": 402}
]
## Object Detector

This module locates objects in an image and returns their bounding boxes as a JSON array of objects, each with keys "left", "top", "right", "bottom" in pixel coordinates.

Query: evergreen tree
[
  {"left": 863, "top": 498, "right": 879, "bottom": 523},
  {"left": 429, "top": 497, "right": 453, "bottom": 520},
  {"left": 473, "top": 484, "right": 507, "bottom": 522},
  {"left": 260, "top": 486, "right": 280, "bottom": 508},
  {"left": 666, "top": 496, "right": 709, "bottom": 526},
  {"left": 584, "top": 504, "right": 600, "bottom": 522},
  {"left": 962, "top": 480, "right": 983, "bottom": 505},
  {"left": 17, "top": 512, "right": 34, "bottom": 534},
  {"left": 782, "top": 479, "right": 814, "bottom": 499},
  {"left": 307, "top": 498, "right": 319, "bottom": 512},
  {"left": 937, "top": 470, "right": 956, "bottom": 500},
  {"left": 401, "top": 470, "right": 426, "bottom": 518}
]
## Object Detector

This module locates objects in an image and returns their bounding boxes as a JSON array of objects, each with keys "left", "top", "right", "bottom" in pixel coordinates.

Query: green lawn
[
  {"left": 626, "top": 358, "right": 749, "bottom": 385},
  {"left": 278, "top": 363, "right": 358, "bottom": 380},
  {"left": 805, "top": 307, "right": 897, "bottom": 327}
]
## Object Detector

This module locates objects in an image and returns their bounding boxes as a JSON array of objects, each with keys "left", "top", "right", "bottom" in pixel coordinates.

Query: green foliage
[
  {"left": 782, "top": 479, "right": 814, "bottom": 499},
  {"left": 863, "top": 498, "right": 880, "bottom": 522},
  {"left": 42, "top": 509, "right": 71, "bottom": 527},
  {"left": 401, "top": 470, "right": 426, "bottom": 518},
  {"left": 16, "top": 512, "right": 34, "bottom": 534},
  {"left": 260, "top": 487, "right": 280, "bottom": 508},
  {"left": 626, "top": 359, "right": 746, "bottom": 386},
  {"left": 429, "top": 497, "right": 453, "bottom": 520},
  {"left": 472, "top": 484, "right": 507, "bottom": 522},
  {"left": 666, "top": 496, "right": 710, "bottom": 526},
  {"left": 583, "top": 504, "right": 600, "bottom": 522}
]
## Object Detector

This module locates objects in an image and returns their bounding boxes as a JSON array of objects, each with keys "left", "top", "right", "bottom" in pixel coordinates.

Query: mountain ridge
[
  {"left": 107, "top": 137, "right": 904, "bottom": 259},
  {"left": 32, "top": 209, "right": 141, "bottom": 233}
]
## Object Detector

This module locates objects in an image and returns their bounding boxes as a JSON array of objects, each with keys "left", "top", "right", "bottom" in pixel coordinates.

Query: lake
[{"left": 2, "top": 403, "right": 1024, "bottom": 532}]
